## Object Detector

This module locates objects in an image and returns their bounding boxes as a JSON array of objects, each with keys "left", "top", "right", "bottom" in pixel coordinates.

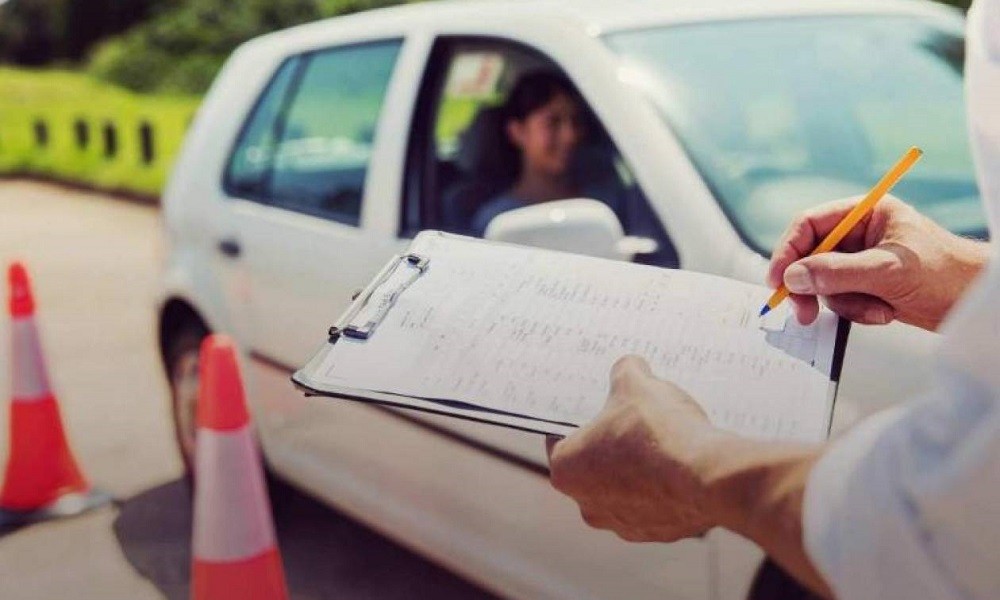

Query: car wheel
[
  {"left": 164, "top": 321, "right": 208, "bottom": 481},
  {"left": 163, "top": 321, "right": 291, "bottom": 506}
]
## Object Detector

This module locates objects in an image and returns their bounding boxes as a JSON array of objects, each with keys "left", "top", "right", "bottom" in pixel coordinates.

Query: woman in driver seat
[{"left": 472, "top": 72, "right": 591, "bottom": 236}]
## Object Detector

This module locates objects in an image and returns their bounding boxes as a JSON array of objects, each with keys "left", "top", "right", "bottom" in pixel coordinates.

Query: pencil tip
[{"left": 759, "top": 305, "right": 770, "bottom": 317}]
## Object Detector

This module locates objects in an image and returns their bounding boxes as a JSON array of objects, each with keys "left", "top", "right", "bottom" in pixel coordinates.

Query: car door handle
[{"left": 217, "top": 238, "right": 242, "bottom": 258}]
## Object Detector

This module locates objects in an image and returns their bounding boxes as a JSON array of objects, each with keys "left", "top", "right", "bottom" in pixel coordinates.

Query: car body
[{"left": 157, "top": 1, "right": 979, "bottom": 598}]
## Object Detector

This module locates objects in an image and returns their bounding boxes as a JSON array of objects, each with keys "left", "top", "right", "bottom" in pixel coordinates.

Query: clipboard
[
  {"left": 297, "top": 323, "right": 579, "bottom": 437},
  {"left": 292, "top": 231, "right": 850, "bottom": 440},
  {"left": 294, "top": 242, "right": 578, "bottom": 436},
  {"left": 328, "top": 253, "right": 431, "bottom": 342}
]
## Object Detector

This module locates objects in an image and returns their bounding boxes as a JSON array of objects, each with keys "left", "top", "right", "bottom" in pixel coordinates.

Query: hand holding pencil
[
  {"left": 765, "top": 148, "right": 988, "bottom": 331},
  {"left": 761, "top": 147, "right": 923, "bottom": 317}
]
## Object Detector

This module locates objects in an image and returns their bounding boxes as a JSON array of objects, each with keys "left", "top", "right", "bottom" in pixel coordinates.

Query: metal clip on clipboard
[{"left": 328, "top": 253, "right": 430, "bottom": 342}]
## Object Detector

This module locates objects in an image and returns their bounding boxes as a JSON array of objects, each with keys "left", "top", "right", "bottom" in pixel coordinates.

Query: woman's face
[{"left": 507, "top": 92, "right": 585, "bottom": 176}]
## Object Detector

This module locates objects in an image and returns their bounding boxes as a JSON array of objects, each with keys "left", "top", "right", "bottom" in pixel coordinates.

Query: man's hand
[
  {"left": 769, "top": 196, "right": 988, "bottom": 331},
  {"left": 547, "top": 355, "right": 720, "bottom": 542},
  {"left": 547, "top": 356, "right": 833, "bottom": 596}
]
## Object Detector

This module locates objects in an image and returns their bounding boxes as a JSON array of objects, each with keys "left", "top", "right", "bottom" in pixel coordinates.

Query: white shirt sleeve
[{"left": 803, "top": 372, "right": 1000, "bottom": 600}]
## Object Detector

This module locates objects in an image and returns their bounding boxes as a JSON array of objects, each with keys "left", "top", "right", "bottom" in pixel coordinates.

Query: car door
[
  {"left": 387, "top": 34, "right": 717, "bottom": 598},
  {"left": 220, "top": 39, "right": 407, "bottom": 429}
]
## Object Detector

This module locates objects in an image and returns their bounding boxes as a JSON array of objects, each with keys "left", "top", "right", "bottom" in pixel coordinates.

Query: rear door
[{"left": 221, "top": 39, "right": 407, "bottom": 427}]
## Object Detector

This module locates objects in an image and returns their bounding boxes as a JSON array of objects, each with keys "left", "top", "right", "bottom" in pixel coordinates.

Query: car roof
[
  {"left": 240, "top": 0, "right": 963, "bottom": 61},
  {"left": 282, "top": 0, "right": 960, "bottom": 37},
  {"left": 478, "top": 0, "right": 958, "bottom": 32}
]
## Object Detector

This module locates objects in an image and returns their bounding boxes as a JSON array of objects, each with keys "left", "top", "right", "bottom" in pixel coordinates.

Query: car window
[
  {"left": 403, "top": 38, "right": 678, "bottom": 267},
  {"left": 225, "top": 57, "right": 301, "bottom": 199},
  {"left": 225, "top": 40, "right": 402, "bottom": 226},
  {"left": 402, "top": 41, "right": 546, "bottom": 236},
  {"left": 434, "top": 52, "right": 506, "bottom": 161}
]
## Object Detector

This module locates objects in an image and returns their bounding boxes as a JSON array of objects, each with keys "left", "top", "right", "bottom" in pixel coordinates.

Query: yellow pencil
[{"left": 759, "top": 146, "right": 923, "bottom": 317}]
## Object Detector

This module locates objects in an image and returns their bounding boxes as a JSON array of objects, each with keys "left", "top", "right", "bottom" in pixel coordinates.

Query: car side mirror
[{"left": 483, "top": 198, "right": 658, "bottom": 261}]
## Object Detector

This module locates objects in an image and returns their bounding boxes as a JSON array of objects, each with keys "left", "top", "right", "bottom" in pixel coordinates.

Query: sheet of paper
[{"left": 312, "top": 233, "right": 840, "bottom": 442}]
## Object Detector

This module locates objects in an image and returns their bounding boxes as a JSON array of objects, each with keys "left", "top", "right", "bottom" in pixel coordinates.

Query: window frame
[
  {"left": 401, "top": 36, "right": 548, "bottom": 236},
  {"left": 222, "top": 54, "right": 303, "bottom": 206},
  {"left": 400, "top": 35, "right": 678, "bottom": 267},
  {"left": 222, "top": 38, "right": 405, "bottom": 227},
  {"left": 399, "top": 34, "right": 569, "bottom": 238}
]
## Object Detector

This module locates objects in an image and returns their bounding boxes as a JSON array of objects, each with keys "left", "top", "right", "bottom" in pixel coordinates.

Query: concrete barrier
[{"left": 0, "top": 67, "right": 201, "bottom": 200}]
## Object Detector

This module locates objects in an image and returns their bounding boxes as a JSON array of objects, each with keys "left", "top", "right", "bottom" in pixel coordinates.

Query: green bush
[
  {"left": 0, "top": 0, "right": 170, "bottom": 66},
  {"left": 158, "top": 53, "right": 226, "bottom": 95},
  {"left": 86, "top": 0, "right": 414, "bottom": 95},
  {"left": 89, "top": 37, "right": 176, "bottom": 94}
]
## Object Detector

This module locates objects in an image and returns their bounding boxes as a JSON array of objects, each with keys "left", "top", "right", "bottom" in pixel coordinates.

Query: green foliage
[
  {"left": 0, "top": 0, "right": 169, "bottom": 65},
  {"left": 0, "top": 67, "right": 200, "bottom": 196},
  {"left": 88, "top": 36, "right": 179, "bottom": 94},
  {"left": 85, "top": 0, "right": 415, "bottom": 95}
]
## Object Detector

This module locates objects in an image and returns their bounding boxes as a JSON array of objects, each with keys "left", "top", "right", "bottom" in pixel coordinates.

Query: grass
[{"left": 0, "top": 67, "right": 201, "bottom": 197}]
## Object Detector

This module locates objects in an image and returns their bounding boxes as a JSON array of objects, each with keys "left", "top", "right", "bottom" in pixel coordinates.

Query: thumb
[
  {"left": 783, "top": 248, "right": 900, "bottom": 299},
  {"left": 545, "top": 435, "right": 561, "bottom": 462},
  {"left": 608, "top": 355, "right": 653, "bottom": 404}
]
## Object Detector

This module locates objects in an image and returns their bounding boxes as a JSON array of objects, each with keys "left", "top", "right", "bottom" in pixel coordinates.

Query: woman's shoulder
[
  {"left": 472, "top": 193, "right": 527, "bottom": 235},
  {"left": 481, "top": 193, "right": 527, "bottom": 215}
]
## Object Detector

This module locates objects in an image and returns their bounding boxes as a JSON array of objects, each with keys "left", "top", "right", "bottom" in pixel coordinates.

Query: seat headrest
[{"left": 454, "top": 105, "right": 519, "bottom": 181}]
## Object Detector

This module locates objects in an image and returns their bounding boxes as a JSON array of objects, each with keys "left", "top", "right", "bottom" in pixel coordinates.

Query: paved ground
[{"left": 0, "top": 180, "right": 493, "bottom": 600}]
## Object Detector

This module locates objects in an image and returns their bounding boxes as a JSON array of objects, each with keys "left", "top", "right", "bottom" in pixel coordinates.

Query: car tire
[
  {"left": 163, "top": 320, "right": 292, "bottom": 507},
  {"left": 164, "top": 320, "right": 208, "bottom": 484}
]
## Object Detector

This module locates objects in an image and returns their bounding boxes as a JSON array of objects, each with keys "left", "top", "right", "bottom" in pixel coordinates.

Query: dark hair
[{"left": 503, "top": 71, "right": 581, "bottom": 122}]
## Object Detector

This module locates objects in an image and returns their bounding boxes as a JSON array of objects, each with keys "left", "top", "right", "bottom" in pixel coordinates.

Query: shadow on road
[
  {"left": 113, "top": 478, "right": 496, "bottom": 600},
  {"left": 0, "top": 523, "right": 28, "bottom": 539},
  {"left": 111, "top": 481, "right": 191, "bottom": 600}
]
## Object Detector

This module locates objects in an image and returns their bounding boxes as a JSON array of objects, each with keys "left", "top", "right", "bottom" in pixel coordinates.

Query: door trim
[{"left": 248, "top": 349, "right": 551, "bottom": 478}]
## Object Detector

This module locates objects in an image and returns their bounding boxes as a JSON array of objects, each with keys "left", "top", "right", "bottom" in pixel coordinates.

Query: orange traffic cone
[
  {"left": 191, "top": 334, "right": 288, "bottom": 600},
  {"left": 0, "top": 262, "right": 109, "bottom": 527}
]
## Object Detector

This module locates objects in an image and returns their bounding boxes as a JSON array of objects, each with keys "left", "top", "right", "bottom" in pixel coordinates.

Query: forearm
[
  {"left": 950, "top": 236, "right": 991, "bottom": 295},
  {"left": 693, "top": 432, "right": 833, "bottom": 598},
  {"left": 928, "top": 232, "right": 991, "bottom": 330}
]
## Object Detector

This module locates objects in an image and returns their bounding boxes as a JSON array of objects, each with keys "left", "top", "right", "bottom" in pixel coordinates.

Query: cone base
[
  {"left": 0, "top": 488, "right": 111, "bottom": 528},
  {"left": 1, "top": 394, "right": 91, "bottom": 510},
  {"left": 193, "top": 547, "right": 288, "bottom": 600}
]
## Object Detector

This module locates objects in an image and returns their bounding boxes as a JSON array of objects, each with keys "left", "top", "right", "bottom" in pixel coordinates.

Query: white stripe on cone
[
  {"left": 192, "top": 424, "right": 277, "bottom": 562},
  {"left": 11, "top": 318, "right": 52, "bottom": 402}
]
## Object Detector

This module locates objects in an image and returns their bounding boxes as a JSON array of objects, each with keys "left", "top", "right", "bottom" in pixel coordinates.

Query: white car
[{"left": 157, "top": 1, "right": 984, "bottom": 598}]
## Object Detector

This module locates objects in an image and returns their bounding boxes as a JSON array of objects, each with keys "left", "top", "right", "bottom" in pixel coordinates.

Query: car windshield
[{"left": 605, "top": 16, "right": 987, "bottom": 253}]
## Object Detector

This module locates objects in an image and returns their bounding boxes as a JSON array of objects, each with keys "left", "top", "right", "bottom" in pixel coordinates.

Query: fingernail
[{"left": 784, "top": 264, "right": 814, "bottom": 294}]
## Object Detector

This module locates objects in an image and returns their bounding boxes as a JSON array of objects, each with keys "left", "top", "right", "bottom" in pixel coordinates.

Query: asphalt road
[{"left": 0, "top": 180, "right": 494, "bottom": 600}]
